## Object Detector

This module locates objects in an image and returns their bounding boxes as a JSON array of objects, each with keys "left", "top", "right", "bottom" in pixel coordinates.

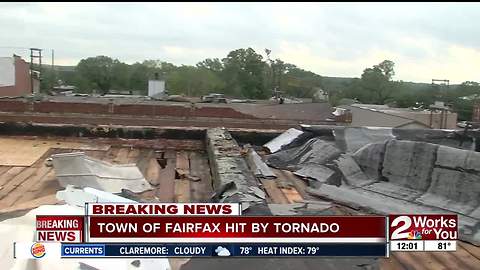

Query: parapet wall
[{"left": 0, "top": 100, "right": 256, "bottom": 119}]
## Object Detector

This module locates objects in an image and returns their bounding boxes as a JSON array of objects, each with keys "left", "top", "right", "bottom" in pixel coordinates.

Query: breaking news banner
[
  {"left": 389, "top": 214, "right": 457, "bottom": 252},
  {"left": 19, "top": 203, "right": 391, "bottom": 258}
]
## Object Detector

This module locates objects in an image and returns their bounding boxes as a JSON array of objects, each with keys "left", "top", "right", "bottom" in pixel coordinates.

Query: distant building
[
  {"left": 148, "top": 72, "right": 166, "bottom": 97},
  {"left": 0, "top": 55, "right": 39, "bottom": 96},
  {"left": 335, "top": 103, "right": 458, "bottom": 129}
]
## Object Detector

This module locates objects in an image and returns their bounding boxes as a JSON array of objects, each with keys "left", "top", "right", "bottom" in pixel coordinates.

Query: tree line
[
  {"left": 40, "top": 47, "right": 480, "bottom": 120},
  {"left": 42, "top": 48, "right": 322, "bottom": 100}
]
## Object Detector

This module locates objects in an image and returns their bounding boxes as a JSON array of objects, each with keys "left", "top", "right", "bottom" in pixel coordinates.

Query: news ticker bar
[{"left": 15, "top": 242, "right": 388, "bottom": 258}]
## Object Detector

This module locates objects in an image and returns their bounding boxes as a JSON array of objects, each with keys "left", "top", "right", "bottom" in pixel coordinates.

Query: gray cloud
[{"left": 1, "top": 3, "right": 479, "bottom": 83}]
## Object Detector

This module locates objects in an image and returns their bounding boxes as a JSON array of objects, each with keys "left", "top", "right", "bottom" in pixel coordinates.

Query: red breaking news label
[
  {"left": 389, "top": 214, "right": 457, "bottom": 241},
  {"left": 88, "top": 216, "right": 386, "bottom": 238},
  {"left": 36, "top": 215, "right": 84, "bottom": 243}
]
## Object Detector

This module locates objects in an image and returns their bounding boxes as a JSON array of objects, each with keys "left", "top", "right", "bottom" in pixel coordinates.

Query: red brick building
[{"left": 0, "top": 55, "right": 39, "bottom": 96}]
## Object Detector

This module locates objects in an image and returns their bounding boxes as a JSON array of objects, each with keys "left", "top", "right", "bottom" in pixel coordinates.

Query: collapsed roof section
[{"left": 262, "top": 126, "right": 480, "bottom": 245}]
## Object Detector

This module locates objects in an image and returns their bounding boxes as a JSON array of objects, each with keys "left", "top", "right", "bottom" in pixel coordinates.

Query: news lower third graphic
[{"left": 13, "top": 203, "right": 458, "bottom": 259}]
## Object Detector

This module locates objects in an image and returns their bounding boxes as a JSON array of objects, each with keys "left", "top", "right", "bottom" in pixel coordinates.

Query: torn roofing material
[
  {"left": 263, "top": 128, "right": 303, "bottom": 153},
  {"left": 310, "top": 139, "right": 480, "bottom": 245},
  {"left": 52, "top": 152, "right": 153, "bottom": 193},
  {"left": 0, "top": 124, "right": 479, "bottom": 269},
  {"left": 265, "top": 126, "right": 480, "bottom": 246},
  {"left": 266, "top": 138, "right": 341, "bottom": 170},
  {"left": 266, "top": 138, "right": 341, "bottom": 183},
  {"left": 334, "top": 154, "right": 373, "bottom": 187},
  {"left": 302, "top": 125, "right": 480, "bottom": 152},
  {"left": 307, "top": 184, "right": 480, "bottom": 246},
  {"left": 293, "top": 164, "right": 336, "bottom": 185},
  {"left": 244, "top": 148, "right": 276, "bottom": 179},
  {"left": 334, "top": 126, "right": 394, "bottom": 153}
]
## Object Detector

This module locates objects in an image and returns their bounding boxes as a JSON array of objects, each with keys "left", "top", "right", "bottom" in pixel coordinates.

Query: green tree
[
  {"left": 196, "top": 58, "right": 223, "bottom": 73},
  {"left": 128, "top": 62, "right": 150, "bottom": 94},
  {"left": 111, "top": 61, "right": 130, "bottom": 90},
  {"left": 76, "top": 56, "right": 116, "bottom": 94},
  {"left": 222, "top": 48, "right": 268, "bottom": 98},
  {"left": 167, "top": 65, "right": 224, "bottom": 96},
  {"left": 359, "top": 60, "right": 396, "bottom": 104}
]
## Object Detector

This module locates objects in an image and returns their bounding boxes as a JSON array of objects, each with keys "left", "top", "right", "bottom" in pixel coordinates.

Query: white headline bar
[{"left": 87, "top": 237, "right": 386, "bottom": 243}]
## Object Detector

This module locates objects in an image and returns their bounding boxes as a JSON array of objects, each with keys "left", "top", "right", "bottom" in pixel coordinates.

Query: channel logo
[
  {"left": 31, "top": 242, "right": 46, "bottom": 258},
  {"left": 408, "top": 230, "right": 422, "bottom": 240},
  {"left": 390, "top": 214, "right": 457, "bottom": 240}
]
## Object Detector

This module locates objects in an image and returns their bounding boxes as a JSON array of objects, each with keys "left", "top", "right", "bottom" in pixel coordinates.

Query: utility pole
[
  {"left": 430, "top": 79, "right": 451, "bottom": 129},
  {"left": 29, "top": 48, "right": 42, "bottom": 94}
]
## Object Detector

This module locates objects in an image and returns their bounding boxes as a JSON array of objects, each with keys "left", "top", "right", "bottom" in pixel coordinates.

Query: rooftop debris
[
  {"left": 56, "top": 185, "right": 134, "bottom": 206},
  {"left": 244, "top": 146, "right": 276, "bottom": 179},
  {"left": 206, "top": 128, "right": 267, "bottom": 212},
  {"left": 265, "top": 127, "right": 480, "bottom": 246},
  {"left": 52, "top": 152, "right": 153, "bottom": 193},
  {"left": 263, "top": 128, "right": 304, "bottom": 153},
  {"left": 293, "top": 164, "right": 336, "bottom": 185},
  {"left": 266, "top": 138, "right": 341, "bottom": 184},
  {"left": 302, "top": 125, "right": 480, "bottom": 151},
  {"left": 0, "top": 122, "right": 479, "bottom": 269},
  {"left": 334, "top": 154, "right": 373, "bottom": 187},
  {"left": 175, "top": 168, "right": 201, "bottom": 182},
  {"left": 267, "top": 138, "right": 341, "bottom": 168}
]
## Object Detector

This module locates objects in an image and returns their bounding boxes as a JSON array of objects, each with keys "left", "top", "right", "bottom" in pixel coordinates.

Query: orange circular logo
[{"left": 31, "top": 243, "right": 46, "bottom": 258}]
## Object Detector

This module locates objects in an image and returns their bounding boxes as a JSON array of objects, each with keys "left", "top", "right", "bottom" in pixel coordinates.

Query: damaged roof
[{"left": 0, "top": 124, "right": 479, "bottom": 270}]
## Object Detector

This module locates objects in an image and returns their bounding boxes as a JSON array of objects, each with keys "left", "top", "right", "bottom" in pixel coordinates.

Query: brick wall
[
  {"left": 0, "top": 100, "right": 258, "bottom": 120},
  {"left": 33, "top": 102, "right": 109, "bottom": 114},
  {"left": 0, "top": 100, "right": 28, "bottom": 112},
  {"left": 0, "top": 57, "right": 32, "bottom": 97}
]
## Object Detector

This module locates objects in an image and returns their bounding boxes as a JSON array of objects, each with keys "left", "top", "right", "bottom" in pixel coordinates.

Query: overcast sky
[{"left": 1, "top": 2, "right": 479, "bottom": 83}]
